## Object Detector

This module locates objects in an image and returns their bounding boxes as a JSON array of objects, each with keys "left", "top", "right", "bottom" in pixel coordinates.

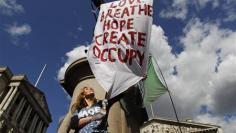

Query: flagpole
[
  {"left": 150, "top": 104, "right": 155, "bottom": 118},
  {"left": 148, "top": 56, "right": 155, "bottom": 118},
  {"left": 91, "top": 0, "right": 105, "bottom": 20},
  {"left": 35, "top": 64, "right": 47, "bottom": 87},
  {"left": 90, "top": 0, "right": 98, "bottom": 20},
  {"left": 154, "top": 60, "right": 183, "bottom": 133}
]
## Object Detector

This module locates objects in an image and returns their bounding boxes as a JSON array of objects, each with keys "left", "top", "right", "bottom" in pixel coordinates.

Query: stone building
[
  {"left": 57, "top": 57, "right": 147, "bottom": 133},
  {"left": 140, "top": 118, "right": 223, "bottom": 133},
  {"left": 0, "top": 67, "right": 52, "bottom": 133}
]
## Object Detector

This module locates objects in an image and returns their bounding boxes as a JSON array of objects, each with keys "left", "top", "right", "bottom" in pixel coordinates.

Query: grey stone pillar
[
  {"left": 8, "top": 128, "right": 13, "bottom": 133},
  {"left": 14, "top": 99, "right": 26, "bottom": 122},
  {"left": 0, "top": 86, "right": 15, "bottom": 110},
  {"left": 35, "top": 120, "right": 43, "bottom": 133},
  {"left": 12, "top": 98, "right": 25, "bottom": 121},
  {"left": 0, "top": 90, "right": 6, "bottom": 99},
  {"left": 0, "top": 120, "right": 5, "bottom": 130},
  {"left": 20, "top": 106, "right": 32, "bottom": 128},
  {"left": 107, "top": 102, "right": 131, "bottom": 133},
  {"left": 41, "top": 125, "right": 47, "bottom": 133},
  {"left": 28, "top": 115, "right": 39, "bottom": 133},
  {"left": 5, "top": 91, "right": 20, "bottom": 115}
]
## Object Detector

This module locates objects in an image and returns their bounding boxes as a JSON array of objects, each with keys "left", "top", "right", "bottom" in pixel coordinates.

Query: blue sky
[{"left": 1, "top": 0, "right": 236, "bottom": 132}]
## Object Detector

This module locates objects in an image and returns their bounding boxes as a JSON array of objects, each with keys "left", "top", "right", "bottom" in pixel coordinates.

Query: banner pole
[
  {"left": 91, "top": 0, "right": 105, "bottom": 21},
  {"left": 90, "top": 0, "right": 98, "bottom": 20}
]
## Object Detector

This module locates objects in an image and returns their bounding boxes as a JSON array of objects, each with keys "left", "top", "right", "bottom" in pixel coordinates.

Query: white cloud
[
  {"left": 150, "top": 25, "right": 176, "bottom": 77},
  {"left": 77, "top": 26, "right": 83, "bottom": 31},
  {"left": 6, "top": 23, "right": 31, "bottom": 36},
  {"left": 0, "top": 0, "right": 24, "bottom": 15},
  {"left": 210, "top": 55, "right": 236, "bottom": 114},
  {"left": 223, "top": 11, "right": 236, "bottom": 22},
  {"left": 57, "top": 45, "right": 89, "bottom": 80},
  {"left": 193, "top": 0, "right": 219, "bottom": 9},
  {"left": 160, "top": 0, "right": 188, "bottom": 20},
  {"left": 222, "top": 0, "right": 236, "bottom": 22},
  {"left": 159, "top": 0, "right": 236, "bottom": 21},
  {"left": 160, "top": 0, "right": 216, "bottom": 19},
  {"left": 149, "top": 20, "right": 236, "bottom": 132},
  {"left": 195, "top": 114, "right": 236, "bottom": 133}
]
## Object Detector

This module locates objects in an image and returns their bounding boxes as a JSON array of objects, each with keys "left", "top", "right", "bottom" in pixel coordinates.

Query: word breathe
[{"left": 100, "top": 1, "right": 153, "bottom": 22}]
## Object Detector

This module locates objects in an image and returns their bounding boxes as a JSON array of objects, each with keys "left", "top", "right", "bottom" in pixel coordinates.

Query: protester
[{"left": 69, "top": 87, "right": 108, "bottom": 133}]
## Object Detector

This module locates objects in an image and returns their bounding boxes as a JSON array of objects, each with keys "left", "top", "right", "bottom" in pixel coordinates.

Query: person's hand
[
  {"left": 142, "top": 75, "right": 147, "bottom": 81},
  {"left": 91, "top": 111, "right": 106, "bottom": 121},
  {"left": 75, "top": 113, "right": 80, "bottom": 119}
]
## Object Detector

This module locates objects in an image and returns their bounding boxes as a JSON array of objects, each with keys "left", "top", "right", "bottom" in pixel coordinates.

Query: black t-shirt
[{"left": 70, "top": 100, "right": 107, "bottom": 133}]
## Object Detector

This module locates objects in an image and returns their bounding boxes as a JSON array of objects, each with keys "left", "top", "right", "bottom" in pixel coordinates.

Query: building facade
[
  {"left": 140, "top": 118, "right": 223, "bottom": 133},
  {"left": 0, "top": 67, "right": 52, "bottom": 133}
]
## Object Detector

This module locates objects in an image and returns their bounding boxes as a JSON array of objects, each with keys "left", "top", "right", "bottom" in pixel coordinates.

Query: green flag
[{"left": 143, "top": 57, "right": 167, "bottom": 106}]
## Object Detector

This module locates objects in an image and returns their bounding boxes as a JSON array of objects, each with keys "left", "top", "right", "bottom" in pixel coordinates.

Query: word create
[{"left": 95, "top": 31, "right": 146, "bottom": 47}]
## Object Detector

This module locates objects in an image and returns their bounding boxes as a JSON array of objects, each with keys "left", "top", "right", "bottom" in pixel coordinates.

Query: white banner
[{"left": 88, "top": 0, "right": 153, "bottom": 99}]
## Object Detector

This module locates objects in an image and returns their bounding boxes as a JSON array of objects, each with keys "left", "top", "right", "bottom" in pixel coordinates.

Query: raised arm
[{"left": 70, "top": 115, "right": 93, "bottom": 129}]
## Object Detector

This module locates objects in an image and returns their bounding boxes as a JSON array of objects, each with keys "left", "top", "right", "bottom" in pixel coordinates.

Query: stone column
[
  {"left": 28, "top": 115, "right": 39, "bottom": 133},
  {"left": 108, "top": 101, "right": 131, "bottom": 133},
  {"left": 0, "top": 89, "right": 6, "bottom": 99},
  {"left": 41, "top": 125, "right": 47, "bottom": 133},
  {"left": 8, "top": 128, "right": 14, "bottom": 133},
  {"left": 14, "top": 99, "right": 26, "bottom": 122},
  {"left": 0, "top": 120, "right": 5, "bottom": 130},
  {"left": 35, "top": 120, "right": 43, "bottom": 133},
  {"left": 5, "top": 91, "right": 20, "bottom": 115},
  {"left": 0, "top": 90, "right": 7, "bottom": 108},
  {"left": 0, "top": 86, "right": 15, "bottom": 110},
  {"left": 20, "top": 106, "right": 32, "bottom": 128},
  {"left": 12, "top": 98, "right": 25, "bottom": 121}
]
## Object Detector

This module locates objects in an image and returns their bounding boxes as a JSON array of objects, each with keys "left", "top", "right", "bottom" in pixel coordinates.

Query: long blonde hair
[{"left": 71, "top": 87, "right": 97, "bottom": 113}]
